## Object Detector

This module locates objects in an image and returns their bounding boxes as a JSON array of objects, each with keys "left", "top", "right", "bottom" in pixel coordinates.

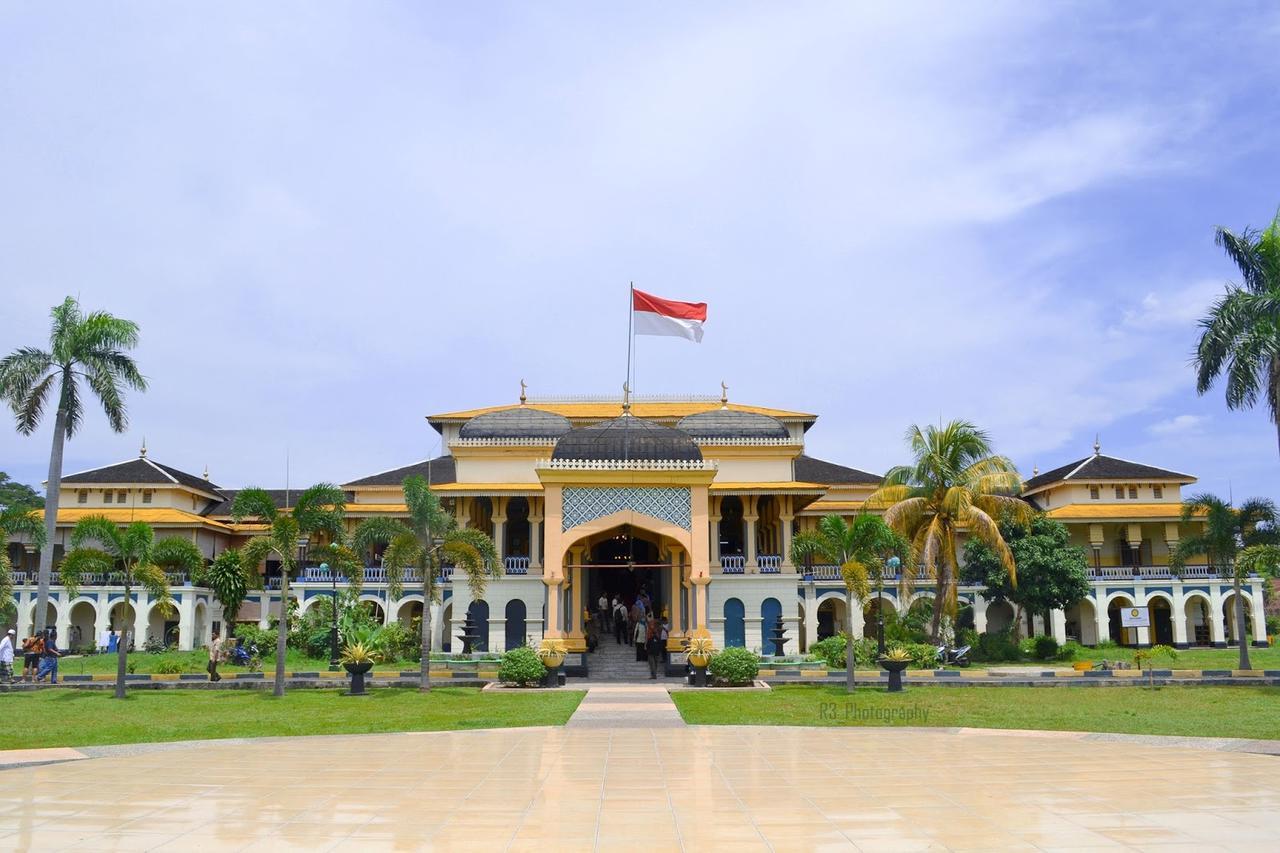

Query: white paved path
[{"left": 567, "top": 683, "right": 685, "bottom": 728}]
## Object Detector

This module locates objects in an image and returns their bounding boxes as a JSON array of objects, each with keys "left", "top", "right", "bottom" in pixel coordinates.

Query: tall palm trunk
[
  {"left": 274, "top": 571, "right": 289, "bottom": 696},
  {"left": 1234, "top": 574, "right": 1251, "bottom": 671},
  {"left": 844, "top": 587, "right": 856, "bottom": 693},
  {"left": 34, "top": 407, "right": 67, "bottom": 635},
  {"left": 930, "top": 562, "right": 950, "bottom": 642},
  {"left": 419, "top": 565, "right": 433, "bottom": 693},
  {"left": 115, "top": 572, "right": 130, "bottom": 699}
]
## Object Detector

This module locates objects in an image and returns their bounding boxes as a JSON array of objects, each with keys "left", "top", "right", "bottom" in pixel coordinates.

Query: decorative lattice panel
[{"left": 562, "top": 487, "right": 692, "bottom": 532}]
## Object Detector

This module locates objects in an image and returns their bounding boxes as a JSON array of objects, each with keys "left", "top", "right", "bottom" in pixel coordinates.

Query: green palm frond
[
  {"left": 293, "top": 482, "right": 346, "bottom": 539},
  {"left": 230, "top": 488, "right": 281, "bottom": 523},
  {"left": 152, "top": 536, "right": 204, "bottom": 574},
  {"left": 133, "top": 563, "right": 174, "bottom": 615},
  {"left": 352, "top": 517, "right": 414, "bottom": 558},
  {"left": 58, "top": 547, "right": 114, "bottom": 597},
  {"left": 382, "top": 532, "right": 424, "bottom": 600},
  {"left": 69, "top": 515, "right": 125, "bottom": 553},
  {"left": 443, "top": 526, "right": 501, "bottom": 598}
]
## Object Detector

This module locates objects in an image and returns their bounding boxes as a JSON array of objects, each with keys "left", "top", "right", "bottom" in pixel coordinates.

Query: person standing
[
  {"left": 36, "top": 627, "right": 62, "bottom": 684},
  {"left": 612, "top": 598, "right": 627, "bottom": 645},
  {"left": 596, "top": 593, "right": 610, "bottom": 633},
  {"left": 646, "top": 616, "right": 664, "bottom": 679},
  {"left": 22, "top": 631, "right": 44, "bottom": 682},
  {"left": 207, "top": 631, "right": 223, "bottom": 682},
  {"left": 633, "top": 615, "right": 647, "bottom": 662},
  {"left": 0, "top": 629, "right": 15, "bottom": 683}
]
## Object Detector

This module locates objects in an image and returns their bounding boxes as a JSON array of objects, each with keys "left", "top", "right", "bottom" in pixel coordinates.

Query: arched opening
[
  {"left": 817, "top": 598, "right": 846, "bottom": 641},
  {"left": 1223, "top": 594, "right": 1254, "bottom": 646},
  {"left": 583, "top": 526, "right": 663, "bottom": 610},
  {"left": 1148, "top": 596, "right": 1173, "bottom": 645},
  {"left": 761, "top": 597, "right": 782, "bottom": 655},
  {"left": 466, "top": 600, "right": 489, "bottom": 652},
  {"left": 148, "top": 605, "right": 179, "bottom": 649},
  {"left": 985, "top": 600, "right": 1015, "bottom": 635},
  {"left": 1065, "top": 598, "right": 1098, "bottom": 645},
  {"left": 505, "top": 599, "right": 527, "bottom": 650},
  {"left": 718, "top": 496, "right": 745, "bottom": 557},
  {"left": 470, "top": 496, "right": 493, "bottom": 534},
  {"left": 756, "top": 495, "right": 779, "bottom": 560},
  {"left": 359, "top": 599, "right": 387, "bottom": 625},
  {"left": 397, "top": 600, "right": 423, "bottom": 630},
  {"left": 723, "top": 598, "right": 745, "bottom": 647},
  {"left": 107, "top": 600, "right": 138, "bottom": 649},
  {"left": 68, "top": 601, "right": 96, "bottom": 652},
  {"left": 194, "top": 601, "right": 209, "bottom": 648},
  {"left": 1107, "top": 595, "right": 1137, "bottom": 646},
  {"left": 1184, "top": 595, "right": 1212, "bottom": 646},
  {"left": 905, "top": 596, "right": 935, "bottom": 637}
]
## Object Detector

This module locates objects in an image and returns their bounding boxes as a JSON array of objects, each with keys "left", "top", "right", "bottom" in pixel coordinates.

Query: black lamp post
[
  {"left": 879, "top": 556, "right": 901, "bottom": 657},
  {"left": 326, "top": 542, "right": 341, "bottom": 671}
]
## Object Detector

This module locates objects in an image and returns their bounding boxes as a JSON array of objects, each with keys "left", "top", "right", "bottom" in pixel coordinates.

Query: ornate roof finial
[
  {"left": 720, "top": 380, "right": 729, "bottom": 409},
  {"left": 1093, "top": 434, "right": 1101, "bottom": 456},
  {"left": 140, "top": 437, "right": 147, "bottom": 458},
  {"left": 519, "top": 379, "right": 527, "bottom": 405},
  {"left": 203, "top": 464, "right": 210, "bottom": 481},
  {"left": 621, "top": 381, "right": 632, "bottom": 415},
  {"left": 1032, "top": 464, "right": 1039, "bottom": 477}
]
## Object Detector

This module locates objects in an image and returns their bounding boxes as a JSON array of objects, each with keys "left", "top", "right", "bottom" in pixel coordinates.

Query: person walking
[
  {"left": 0, "top": 629, "right": 16, "bottom": 684},
  {"left": 633, "top": 615, "right": 647, "bottom": 662},
  {"left": 646, "top": 616, "right": 664, "bottom": 679},
  {"left": 596, "top": 593, "right": 610, "bottom": 633},
  {"left": 612, "top": 598, "right": 627, "bottom": 644},
  {"left": 207, "top": 631, "right": 223, "bottom": 682},
  {"left": 36, "top": 627, "right": 62, "bottom": 684},
  {"left": 21, "top": 632, "right": 43, "bottom": 682}
]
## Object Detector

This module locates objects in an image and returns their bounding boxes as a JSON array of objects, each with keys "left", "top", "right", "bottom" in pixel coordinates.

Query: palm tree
[
  {"left": 231, "top": 484, "right": 346, "bottom": 696},
  {"left": 352, "top": 475, "right": 499, "bottom": 692},
  {"left": 1171, "top": 494, "right": 1279, "bottom": 670},
  {"left": 1194, "top": 211, "right": 1280, "bottom": 456},
  {"left": 0, "top": 297, "right": 147, "bottom": 636},
  {"left": 869, "top": 420, "right": 1030, "bottom": 641},
  {"left": 791, "top": 513, "right": 908, "bottom": 692},
  {"left": 1, "top": 505, "right": 46, "bottom": 626},
  {"left": 196, "top": 549, "right": 258, "bottom": 624},
  {"left": 59, "top": 517, "right": 202, "bottom": 698}
]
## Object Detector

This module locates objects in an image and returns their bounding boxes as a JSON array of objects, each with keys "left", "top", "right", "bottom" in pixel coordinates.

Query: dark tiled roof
[
  {"left": 794, "top": 455, "right": 881, "bottom": 485},
  {"left": 458, "top": 407, "right": 571, "bottom": 439},
  {"left": 1023, "top": 454, "right": 1194, "bottom": 491},
  {"left": 341, "top": 456, "right": 457, "bottom": 488},
  {"left": 552, "top": 416, "right": 702, "bottom": 462},
  {"left": 62, "top": 458, "right": 222, "bottom": 495},
  {"left": 676, "top": 410, "right": 789, "bottom": 439},
  {"left": 206, "top": 489, "right": 294, "bottom": 517}
]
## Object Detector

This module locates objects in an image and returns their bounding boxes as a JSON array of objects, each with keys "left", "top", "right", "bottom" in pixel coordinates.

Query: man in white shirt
[
  {"left": 0, "top": 629, "right": 15, "bottom": 683},
  {"left": 596, "top": 594, "right": 610, "bottom": 633}
]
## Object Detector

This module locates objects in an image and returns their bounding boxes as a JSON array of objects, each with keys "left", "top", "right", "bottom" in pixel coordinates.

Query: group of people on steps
[{"left": 592, "top": 588, "right": 670, "bottom": 679}]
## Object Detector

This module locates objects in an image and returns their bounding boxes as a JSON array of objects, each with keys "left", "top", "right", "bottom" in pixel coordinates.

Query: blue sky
[{"left": 2, "top": 3, "right": 1280, "bottom": 500}]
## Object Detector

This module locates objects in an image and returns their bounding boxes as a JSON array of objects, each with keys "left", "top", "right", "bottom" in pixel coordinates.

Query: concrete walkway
[{"left": 567, "top": 683, "right": 685, "bottom": 728}]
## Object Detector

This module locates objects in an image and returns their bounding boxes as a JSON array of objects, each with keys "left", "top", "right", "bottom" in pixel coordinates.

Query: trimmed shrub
[
  {"left": 497, "top": 646, "right": 546, "bottom": 687},
  {"left": 973, "top": 629, "right": 1020, "bottom": 662},
  {"left": 808, "top": 636, "right": 848, "bottom": 669},
  {"left": 153, "top": 658, "right": 187, "bottom": 674},
  {"left": 1056, "top": 640, "right": 1085, "bottom": 662},
  {"left": 1023, "top": 634, "right": 1059, "bottom": 661},
  {"left": 707, "top": 647, "right": 760, "bottom": 686}
]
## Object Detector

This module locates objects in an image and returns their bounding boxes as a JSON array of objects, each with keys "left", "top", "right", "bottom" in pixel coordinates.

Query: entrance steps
[{"left": 583, "top": 632, "right": 680, "bottom": 682}]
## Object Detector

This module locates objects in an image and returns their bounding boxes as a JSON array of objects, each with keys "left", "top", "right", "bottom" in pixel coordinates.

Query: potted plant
[
  {"left": 340, "top": 642, "right": 375, "bottom": 695},
  {"left": 686, "top": 636, "right": 714, "bottom": 687},
  {"left": 536, "top": 638, "right": 567, "bottom": 687},
  {"left": 879, "top": 647, "right": 911, "bottom": 692},
  {"left": 1132, "top": 644, "right": 1177, "bottom": 690}
]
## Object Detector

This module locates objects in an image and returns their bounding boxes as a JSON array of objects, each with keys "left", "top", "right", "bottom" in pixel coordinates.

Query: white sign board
[{"left": 1120, "top": 606, "right": 1150, "bottom": 628}]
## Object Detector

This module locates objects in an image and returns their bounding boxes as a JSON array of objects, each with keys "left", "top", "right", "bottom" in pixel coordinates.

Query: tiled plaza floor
[{"left": 1, "top": 725, "right": 1278, "bottom": 851}]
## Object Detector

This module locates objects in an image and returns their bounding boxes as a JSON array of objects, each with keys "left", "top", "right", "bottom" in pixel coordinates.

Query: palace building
[{"left": 5, "top": 392, "right": 1270, "bottom": 662}]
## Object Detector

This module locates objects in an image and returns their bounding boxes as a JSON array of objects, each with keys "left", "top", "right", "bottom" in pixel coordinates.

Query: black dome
[
  {"left": 677, "top": 409, "right": 789, "bottom": 440},
  {"left": 459, "top": 407, "right": 572, "bottom": 440},
  {"left": 552, "top": 416, "right": 703, "bottom": 462}
]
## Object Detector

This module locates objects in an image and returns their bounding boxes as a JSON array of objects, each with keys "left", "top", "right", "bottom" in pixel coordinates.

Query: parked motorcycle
[{"left": 934, "top": 644, "right": 971, "bottom": 667}]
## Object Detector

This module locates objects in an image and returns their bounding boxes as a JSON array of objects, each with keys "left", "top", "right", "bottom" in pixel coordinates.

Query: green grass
[
  {"left": 0, "top": 688, "right": 585, "bottom": 750},
  {"left": 970, "top": 644, "right": 1280, "bottom": 670},
  {"left": 672, "top": 684, "right": 1280, "bottom": 740},
  {"left": 56, "top": 649, "right": 506, "bottom": 676}
]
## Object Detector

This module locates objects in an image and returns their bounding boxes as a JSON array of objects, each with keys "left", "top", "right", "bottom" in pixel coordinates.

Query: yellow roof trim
[
  {"left": 709, "top": 481, "right": 827, "bottom": 492},
  {"left": 802, "top": 500, "right": 866, "bottom": 513},
  {"left": 345, "top": 503, "right": 410, "bottom": 514},
  {"left": 48, "top": 507, "right": 230, "bottom": 530},
  {"left": 1045, "top": 503, "right": 1202, "bottom": 520},
  {"left": 429, "top": 482, "right": 543, "bottom": 493},
  {"left": 430, "top": 401, "right": 816, "bottom": 422}
]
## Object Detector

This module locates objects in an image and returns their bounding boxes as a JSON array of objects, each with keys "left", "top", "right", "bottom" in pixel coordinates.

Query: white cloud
[{"left": 1149, "top": 414, "right": 1208, "bottom": 437}]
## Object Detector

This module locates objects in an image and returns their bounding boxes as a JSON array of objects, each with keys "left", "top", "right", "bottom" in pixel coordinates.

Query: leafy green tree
[
  {"left": 1, "top": 503, "right": 46, "bottom": 623},
  {"left": 1171, "top": 494, "right": 1279, "bottom": 670},
  {"left": 962, "top": 514, "right": 1090, "bottom": 639},
  {"left": 0, "top": 472, "right": 41, "bottom": 512},
  {"left": 231, "top": 484, "right": 346, "bottom": 696},
  {"left": 60, "top": 517, "right": 202, "bottom": 698},
  {"left": 0, "top": 297, "right": 147, "bottom": 636},
  {"left": 870, "top": 420, "right": 1031, "bottom": 640},
  {"left": 352, "top": 475, "right": 499, "bottom": 691},
  {"left": 195, "top": 549, "right": 259, "bottom": 624},
  {"left": 791, "top": 512, "right": 909, "bottom": 692},
  {"left": 1193, "top": 211, "right": 1280, "bottom": 455}
]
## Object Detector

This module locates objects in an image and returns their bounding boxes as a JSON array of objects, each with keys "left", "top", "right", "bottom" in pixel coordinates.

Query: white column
[
  {"left": 780, "top": 507, "right": 795, "bottom": 572},
  {"left": 744, "top": 506, "right": 759, "bottom": 573},
  {"left": 745, "top": 616, "right": 763, "bottom": 652},
  {"left": 849, "top": 597, "right": 865, "bottom": 640},
  {"left": 488, "top": 617, "right": 506, "bottom": 653},
  {"left": 803, "top": 584, "right": 818, "bottom": 650},
  {"left": 93, "top": 593, "right": 111, "bottom": 651},
  {"left": 1209, "top": 587, "right": 1226, "bottom": 645},
  {"left": 258, "top": 592, "right": 270, "bottom": 629},
  {"left": 1094, "top": 595, "right": 1110, "bottom": 647},
  {"left": 176, "top": 594, "right": 196, "bottom": 651},
  {"left": 1049, "top": 609, "right": 1067, "bottom": 645},
  {"left": 782, "top": 615, "right": 801, "bottom": 655},
  {"left": 430, "top": 601, "right": 445, "bottom": 651},
  {"left": 1172, "top": 589, "right": 1188, "bottom": 647},
  {"left": 1249, "top": 582, "right": 1267, "bottom": 645},
  {"left": 972, "top": 594, "right": 988, "bottom": 634},
  {"left": 492, "top": 498, "right": 507, "bottom": 563}
]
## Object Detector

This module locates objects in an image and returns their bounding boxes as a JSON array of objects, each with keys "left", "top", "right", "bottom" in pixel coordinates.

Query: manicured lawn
[
  {"left": 56, "top": 649, "right": 503, "bottom": 676},
  {"left": 0, "top": 688, "right": 585, "bottom": 750},
  {"left": 971, "top": 644, "right": 1280, "bottom": 671},
  {"left": 672, "top": 684, "right": 1280, "bottom": 740}
]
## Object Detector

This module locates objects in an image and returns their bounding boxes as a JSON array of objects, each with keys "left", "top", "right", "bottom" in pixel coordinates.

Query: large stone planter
[
  {"left": 344, "top": 661, "right": 373, "bottom": 695},
  {"left": 879, "top": 658, "right": 909, "bottom": 692}
]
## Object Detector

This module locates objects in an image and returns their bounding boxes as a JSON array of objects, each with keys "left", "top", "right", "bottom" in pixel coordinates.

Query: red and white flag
[{"left": 632, "top": 288, "right": 707, "bottom": 343}]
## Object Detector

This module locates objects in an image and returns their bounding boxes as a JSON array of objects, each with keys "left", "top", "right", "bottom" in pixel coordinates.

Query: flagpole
[{"left": 626, "top": 282, "right": 634, "bottom": 403}]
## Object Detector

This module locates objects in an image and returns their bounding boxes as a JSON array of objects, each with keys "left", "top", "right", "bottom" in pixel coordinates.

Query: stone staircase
[{"left": 584, "top": 634, "right": 672, "bottom": 681}]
